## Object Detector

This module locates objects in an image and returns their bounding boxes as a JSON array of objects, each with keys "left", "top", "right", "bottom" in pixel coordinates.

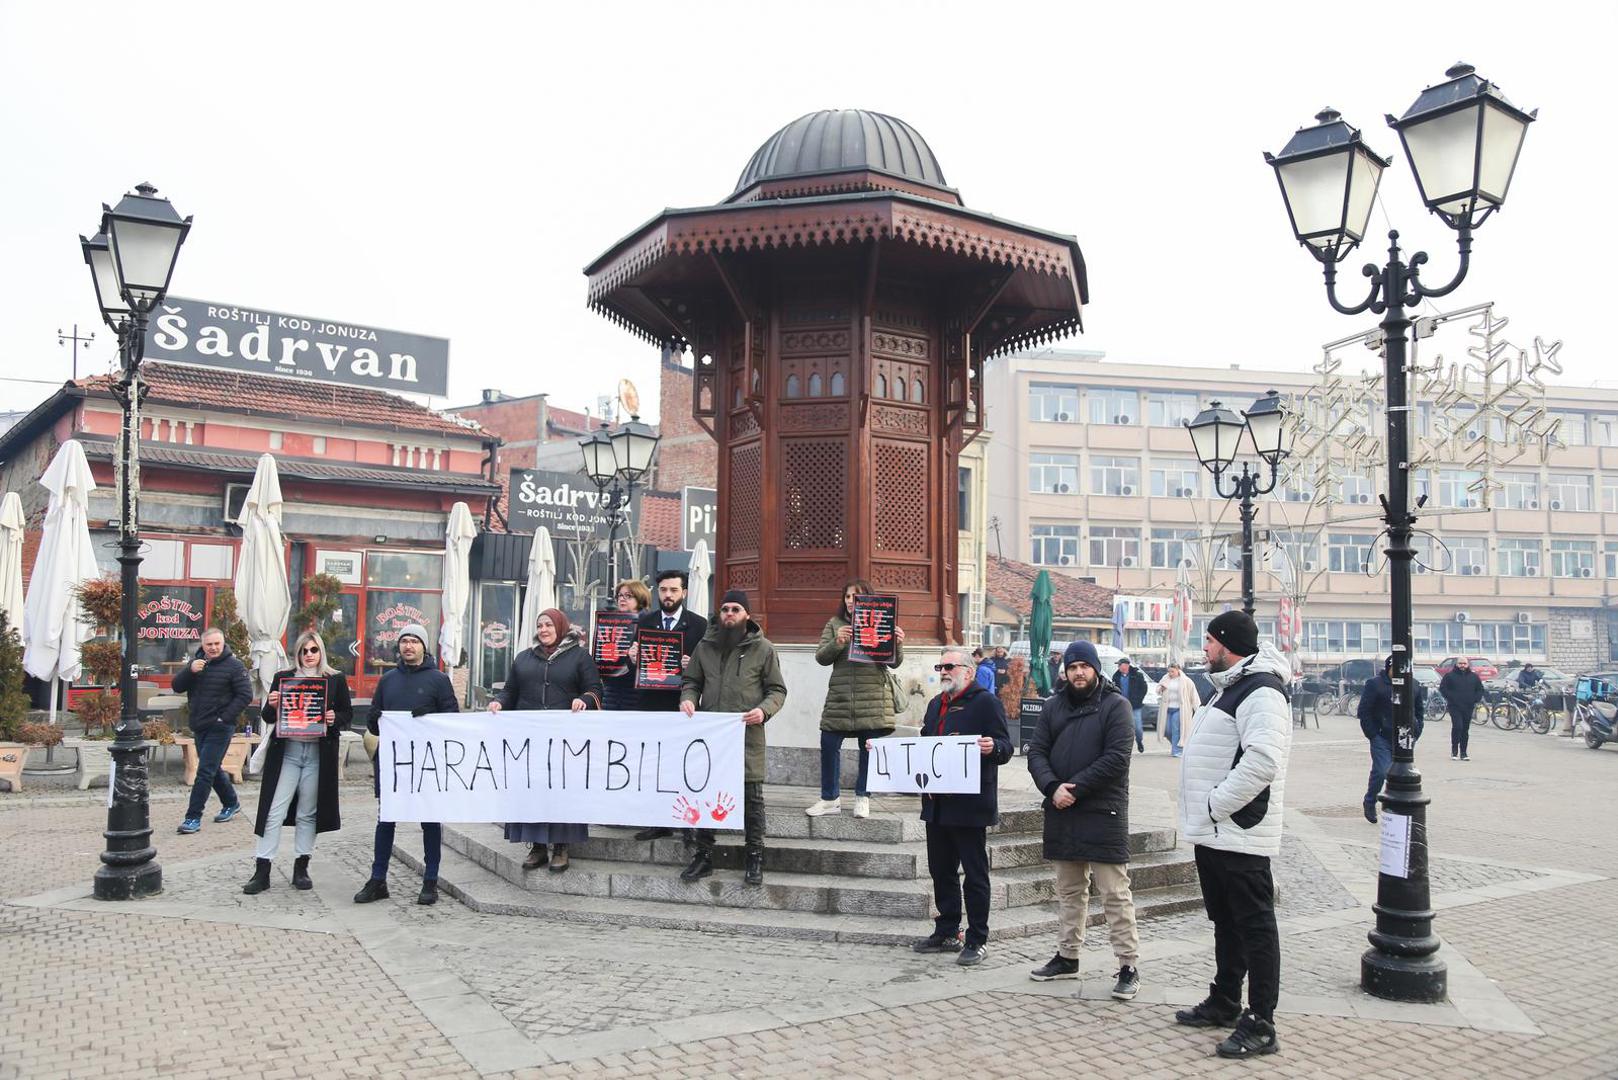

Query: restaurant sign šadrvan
[
  {"left": 144, "top": 296, "right": 449, "bottom": 396},
  {"left": 508, "top": 469, "right": 640, "bottom": 536}
]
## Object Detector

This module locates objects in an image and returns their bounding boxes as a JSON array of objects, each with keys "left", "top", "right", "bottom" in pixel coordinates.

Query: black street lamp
[
  {"left": 577, "top": 414, "right": 660, "bottom": 590},
  {"left": 1185, "top": 391, "right": 1290, "bottom": 616},
  {"left": 80, "top": 182, "right": 192, "bottom": 901},
  {"left": 1267, "top": 62, "right": 1534, "bottom": 1003}
]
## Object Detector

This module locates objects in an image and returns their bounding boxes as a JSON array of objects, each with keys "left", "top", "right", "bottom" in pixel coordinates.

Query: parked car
[
  {"left": 1302, "top": 659, "right": 1380, "bottom": 695},
  {"left": 1412, "top": 666, "right": 1445, "bottom": 713},
  {"left": 1435, "top": 656, "right": 1500, "bottom": 680}
]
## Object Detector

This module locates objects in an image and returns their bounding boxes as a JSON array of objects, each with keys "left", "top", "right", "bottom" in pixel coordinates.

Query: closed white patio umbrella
[
  {"left": 0, "top": 491, "right": 25, "bottom": 638},
  {"left": 439, "top": 502, "right": 477, "bottom": 668},
  {"left": 687, "top": 538, "right": 712, "bottom": 618},
  {"left": 23, "top": 440, "right": 100, "bottom": 725},
  {"left": 518, "top": 526, "right": 556, "bottom": 650},
  {"left": 233, "top": 453, "right": 289, "bottom": 698}
]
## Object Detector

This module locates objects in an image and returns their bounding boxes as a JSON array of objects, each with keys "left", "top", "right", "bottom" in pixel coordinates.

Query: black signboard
[
  {"left": 635, "top": 628, "right": 685, "bottom": 691},
  {"left": 592, "top": 610, "right": 638, "bottom": 675},
  {"left": 848, "top": 594, "right": 898, "bottom": 665},
  {"left": 277, "top": 676, "right": 329, "bottom": 739},
  {"left": 1017, "top": 697, "right": 1046, "bottom": 756},
  {"left": 145, "top": 297, "right": 449, "bottom": 396},
  {"left": 681, "top": 486, "right": 717, "bottom": 551},
  {"left": 508, "top": 469, "right": 642, "bottom": 536}
]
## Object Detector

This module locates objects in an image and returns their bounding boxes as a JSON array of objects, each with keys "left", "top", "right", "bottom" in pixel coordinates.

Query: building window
[
  {"left": 958, "top": 466, "right": 971, "bottom": 524},
  {"left": 1028, "top": 452, "right": 1080, "bottom": 495},
  {"left": 1497, "top": 470, "right": 1540, "bottom": 510},
  {"left": 1326, "top": 533, "right": 1377, "bottom": 574},
  {"left": 1497, "top": 538, "right": 1542, "bottom": 578},
  {"left": 1336, "top": 474, "right": 1375, "bottom": 506},
  {"left": 1089, "top": 525, "right": 1141, "bottom": 567},
  {"left": 1547, "top": 473, "right": 1593, "bottom": 511},
  {"left": 1550, "top": 539, "right": 1597, "bottom": 578},
  {"left": 312, "top": 436, "right": 327, "bottom": 455},
  {"left": 1605, "top": 541, "right": 1618, "bottom": 580},
  {"left": 1030, "top": 524, "right": 1080, "bottom": 567},
  {"left": 143, "top": 539, "right": 186, "bottom": 580},
  {"left": 1603, "top": 478, "right": 1618, "bottom": 513},
  {"left": 1029, "top": 383, "right": 1079, "bottom": 423},
  {"left": 1551, "top": 411, "right": 1588, "bottom": 447},
  {"left": 1150, "top": 527, "right": 1198, "bottom": 569},
  {"left": 268, "top": 431, "right": 283, "bottom": 450},
  {"left": 1147, "top": 392, "right": 1199, "bottom": 428},
  {"left": 1446, "top": 536, "right": 1489, "bottom": 577},
  {"left": 190, "top": 544, "right": 234, "bottom": 581},
  {"left": 1271, "top": 531, "right": 1319, "bottom": 575},
  {"left": 1411, "top": 469, "right": 1432, "bottom": 504},
  {"left": 1279, "top": 465, "right": 1314, "bottom": 504},
  {"left": 830, "top": 372, "right": 846, "bottom": 396},
  {"left": 1593, "top": 415, "right": 1618, "bottom": 448},
  {"left": 1090, "top": 455, "right": 1141, "bottom": 496},
  {"left": 1088, "top": 388, "right": 1139, "bottom": 426},
  {"left": 366, "top": 551, "right": 444, "bottom": 589},
  {"left": 1438, "top": 469, "right": 1482, "bottom": 509},
  {"left": 1213, "top": 538, "right": 1244, "bottom": 571},
  {"left": 1150, "top": 458, "right": 1200, "bottom": 498}
]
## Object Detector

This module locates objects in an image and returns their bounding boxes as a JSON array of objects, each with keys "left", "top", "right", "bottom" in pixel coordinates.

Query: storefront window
[
  {"left": 363, "top": 590, "right": 441, "bottom": 679},
  {"left": 326, "top": 594, "right": 359, "bottom": 676},
  {"left": 477, "top": 582, "right": 518, "bottom": 692},
  {"left": 135, "top": 586, "right": 208, "bottom": 677},
  {"left": 366, "top": 551, "right": 443, "bottom": 589}
]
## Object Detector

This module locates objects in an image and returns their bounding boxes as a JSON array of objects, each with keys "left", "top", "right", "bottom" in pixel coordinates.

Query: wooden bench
[
  {"left": 0, "top": 743, "right": 27, "bottom": 792},
  {"left": 173, "top": 734, "right": 262, "bottom": 786}
]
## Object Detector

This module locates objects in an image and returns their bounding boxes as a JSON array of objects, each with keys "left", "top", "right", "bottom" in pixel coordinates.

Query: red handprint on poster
[
  {"left": 707, "top": 791, "right": 735, "bottom": 822},
  {"left": 672, "top": 795, "right": 701, "bottom": 826},
  {"left": 848, "top": 594, "right": 897, "bottom": 664}
]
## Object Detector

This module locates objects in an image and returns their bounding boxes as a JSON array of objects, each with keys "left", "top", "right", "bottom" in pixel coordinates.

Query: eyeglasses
[
  {"left": 933, "top": 663, "right": 967, "bottom": 672},
  {"left": 719, "top": 605, "right": 745, "bottom": 614},
  {"left": 299, "top": 646, "right": 321, "bottom": 655}
]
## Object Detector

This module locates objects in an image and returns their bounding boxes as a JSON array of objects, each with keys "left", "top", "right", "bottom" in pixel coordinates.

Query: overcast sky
[{"left": 2, "top": 1, "right": 1610, "bottom": 421}]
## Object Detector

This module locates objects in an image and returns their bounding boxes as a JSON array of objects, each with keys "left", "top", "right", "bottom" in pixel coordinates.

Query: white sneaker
[
  {"left": 805, "top": 799, "right": 841, "bottom": 817},
  {"left": 853, "top": 796, "right": 870, "bottom": 819}
]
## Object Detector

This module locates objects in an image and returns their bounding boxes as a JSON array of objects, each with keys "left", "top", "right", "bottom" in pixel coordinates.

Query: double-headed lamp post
[
  {"left": 578, "top": 414, "right": 660, "bottom": 589},
  {"left": 1266, "top": 63, "right": 1535, "bottom": 1002},
  {"left": 80, "top": 182, "right": 192, "bottom": 900},
  {"left": 1185, "top": 391, "right": 1289, "bottom": 616}
]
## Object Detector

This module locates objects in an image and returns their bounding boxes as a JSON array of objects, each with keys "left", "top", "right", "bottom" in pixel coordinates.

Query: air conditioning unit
[
  {"left": 1059, "top": 555, "right": 1072, "bottom": 565},
  {"left": 1055, "top": 411, "right": 1071, "bottom": 422},
  {"left": 1121, "top": 556, "right": 1137, "bottom": 568},
  {"left": 1526, "top": 566, "right": 1540, "bottom": 577},
  {"left": 1056, "top": 482, "right": 1070, "bottom": 493},
  {"left": 1354, "top": 493, "right": 1371, "bottom": 503},
  {"left": 1114, "top": 415, "right": 1131, "bottom": 425},
  {"left": 1304, "top": 560, "right": 1318, "bottom": 572},
  {"left": 1581, "top": 567, "right": 1595, "bottom": 578},
  {"left": 1528, "top": 500, "right": 1540, "bottom": 510},
  {"left": 1120, "top": 485, "right": 1136, "bottom": 496},
  {"left": 1454, "top": 611, "right": 1471, "bottom": 623},
  {"left": 1516, "top": 612, "right": 1533, "bottom": 624},
  {"left": 223, "top": 483, "right": 251, "bottom": 524},
  {"left": 1470, "top": 564, "right": 1484, "bottom": 576},
  {"left": 1466, "top": 428, "right": 1482, "bottom": 440},
  {"left": 1551, "top": 499, "right": 1564, "bottom": 511},
  {"left": 1462, "top": 498, "right": 1478, "bottom": 509}
]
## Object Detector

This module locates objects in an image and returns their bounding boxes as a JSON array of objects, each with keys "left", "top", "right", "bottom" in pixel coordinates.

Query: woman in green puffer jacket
[{"left": 806, "top": 579, "right": 906, "bottom": 820}]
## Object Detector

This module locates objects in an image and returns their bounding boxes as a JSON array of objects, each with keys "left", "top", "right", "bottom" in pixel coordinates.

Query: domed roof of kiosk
[{"left": 733, "top": 109, "right": 949, "bottom": 197}]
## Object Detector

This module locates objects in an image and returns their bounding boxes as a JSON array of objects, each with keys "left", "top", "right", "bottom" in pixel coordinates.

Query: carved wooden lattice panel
[
  {"left": 872, "top": 562, "right": 929, "bottom": 592},
  {"left": 781, "top": 439, "right": 847, "bottom": 550},
  {"left": 873, "top": 441, "right": 928, "bottom": 554},
  {"left": 729, "top": 442, "right": 763, "bottom": 556},
  {"left": 729, "top": 563, "right": 760, "bottom": 591},
  {"left": 778, "top": 562, "right": 849, "bottom": 590}
]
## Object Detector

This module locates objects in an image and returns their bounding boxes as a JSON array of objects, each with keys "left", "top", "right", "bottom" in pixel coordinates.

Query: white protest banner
[
  {"left": 865, "top": 735, "right": 982, "bottom": 795},
  {"left": 377, "top": 710, "right": 744, "bottom": 829}
]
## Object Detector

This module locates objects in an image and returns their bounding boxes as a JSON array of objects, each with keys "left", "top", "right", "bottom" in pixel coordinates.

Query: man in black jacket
[
  {"left": 173, "top": 627, "right": 253, "bottom": 835},
  {"left": 355, "top": 624, "right": 458, "bottom": 906},
  {"left": 631, "top": 569, "right": 709, "bottom": 842},
  {"left": 1439, "top": 657, "right": 1484, "bottom": 761},
  {"left": 1357, "top": 655, "right": 1425, "bottom": 824},
  {"left": 1026, "top": 640, "right": 1141, "bottom": 999},
  {"left": 907, "top": 646, "right": 1013, "bottom": 967},
  {"left": 1114, "top": 657, "right": 1149, "bottom": 752}
]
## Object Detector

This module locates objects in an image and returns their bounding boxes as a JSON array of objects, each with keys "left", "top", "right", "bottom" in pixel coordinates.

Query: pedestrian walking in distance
[
  {"left": 173, "top": 626, "right": 253, "bottom": 835},
  {"left": 1176, "top": 611, "right": 1292, "bottom": 1058},
  {"left": 1439, "top": 657, "right": 1484, "bottom": 762},
  {"left": 1113, "top": 657, "right": 1149, "bottom": 752},
  {"left": 355, "top": 623, "right": 457, "bottom": 907},
  {"left": 1156, "top": 661, "right": 1202, "bottom": 758},
  {"left": 906, "top": 647, "right": 1013, "bottom": 967},
  {"left": 807, "top": 578, "right": 906, "bottom": 820},
  {"left": 1025, "top": 640, "right": 1141, "bottom": 999},
  {"left": 243, "top": 631, "right": 353, "bottom": 895},
  {"left": 490, "top": 608, "right": 603, "bottom": 873},
  {"left": 1358, "top": 654, "right": 1425, "bottom": 823}
]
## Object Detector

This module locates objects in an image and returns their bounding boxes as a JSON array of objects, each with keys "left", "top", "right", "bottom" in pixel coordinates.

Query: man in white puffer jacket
[{"left": 1174, "top": 611, "right": 1292, "bottom": 1060}]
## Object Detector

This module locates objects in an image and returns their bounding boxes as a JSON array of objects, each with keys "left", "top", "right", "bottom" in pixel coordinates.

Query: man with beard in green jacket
[{"left": 679, "top": 590, "right": 788, "bottom": 886}]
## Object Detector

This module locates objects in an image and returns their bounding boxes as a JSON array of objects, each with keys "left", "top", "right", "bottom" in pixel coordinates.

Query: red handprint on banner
[
  {"left": 672, "top": 795, "right": 701, "bottom": 826},
  {"left": 707, "top": 792, "right": 736, "bottom": 822}
]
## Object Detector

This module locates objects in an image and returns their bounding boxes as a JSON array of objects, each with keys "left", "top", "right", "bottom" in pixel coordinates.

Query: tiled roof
[
  {"left": 75, "top": 436, "right": 499, "bottom": 494},
  {"left": 77, "top": 362, "right": 489, "bottom": 439},
  {"left": 545, "top": 404, "right": 593, "bottom": 436},
  {"left": 985, "top": 557, "right": 1115, "bottom": 621},
  {"left": 640, "top": 491, "right": 681, "bottom": 550}
]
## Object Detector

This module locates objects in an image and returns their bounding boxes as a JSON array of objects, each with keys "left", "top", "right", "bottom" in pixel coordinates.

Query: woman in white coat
[{"left": 1157, "top": 661, "right": 1201, "bottom": 758}]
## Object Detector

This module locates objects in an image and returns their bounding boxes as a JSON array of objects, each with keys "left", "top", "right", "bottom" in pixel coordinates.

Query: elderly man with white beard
[{"left": 898, "top": 646, "right": 1014, "bottom": 967}]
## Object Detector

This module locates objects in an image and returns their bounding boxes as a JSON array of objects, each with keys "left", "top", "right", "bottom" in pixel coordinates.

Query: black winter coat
[
  {"left": 918, "top": 683, "right": 1013, "bottom": 828},
  {"left": 1439, "top": 667, "right": 1486, "bottom": 709},
  {"left": 171, "top": 645, "right": 253, "bottom": 732},
  {"left": 253, "top": 669, "right": 353, "bottom": 838},
  {"left": 1113, "top": 667, "right": 1148, "bottom": 708},
  {"left": 367, "top": 658, "right": 458, "bottom": 734},
  {"left": 1357, "top": 673, "right": 1425, "bottom": 742},
  {"left": 498, "top": 632, "right": 604, "bottom": 711},
  {"left": 636, "top": 607, "right": 708, "bottom": 711},
  {"left": 1026, "top": 679, "right": 1134, "bottom": 864}
]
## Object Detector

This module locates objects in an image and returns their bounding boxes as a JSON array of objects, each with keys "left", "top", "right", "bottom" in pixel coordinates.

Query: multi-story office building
[{"left": 985, "top": 349, "right": 1618, "bottom": 672}]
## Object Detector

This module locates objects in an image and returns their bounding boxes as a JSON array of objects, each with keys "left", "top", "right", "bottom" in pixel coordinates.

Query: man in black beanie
[
  {"left": 679, "top": 590, "right": 787, "bottom": 885},
  {"left": 1175, "top": 610, "right": 1292, "bottom": 1059}
]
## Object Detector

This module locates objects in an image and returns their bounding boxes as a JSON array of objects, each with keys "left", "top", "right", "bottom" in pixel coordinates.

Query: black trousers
[
  {"left": 1449, "top": 704, "right": 1473, "bottom": 756},
  {"left": 1193, "top": 845, "right": 1280, "bottom": 1021},
  {"left": 695, "top": 780, "right": 765, "bottom": 853},
  {"left": 926, "top": 823, "right": 991, "bottom": 949}
]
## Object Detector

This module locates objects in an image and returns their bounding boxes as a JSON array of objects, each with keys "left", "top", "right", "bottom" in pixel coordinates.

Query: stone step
[
  {"left": 405, "top": 841, "right": 1208, "bottom": 945},
  {"left": 440, "top": 824, "right": 1197, "bottom": 919}
]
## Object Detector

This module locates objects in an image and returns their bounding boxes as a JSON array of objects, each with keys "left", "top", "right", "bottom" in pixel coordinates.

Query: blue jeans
[
  {"left": 370, "top": 760, "right": 441, "bottom": 881},
  {"left": 1131, "top": 707, "right": 1145, "bottom": 749},
  {"left": 1164, "top": 708, "right": 1182, "bottom": 754},
  {"left": 1365, "top": 735, "right": 1392, "bottom": 810},
  {"left": 186, "top": 721, "right": 239, "bottom": 819},
  {"left": 820, "top": 729, "right": 883, "bottom": 800},
  {"left": 256, "top": 739, "right": 320, "bottom": 860}
]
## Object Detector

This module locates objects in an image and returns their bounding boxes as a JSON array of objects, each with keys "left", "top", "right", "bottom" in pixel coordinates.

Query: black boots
[
  {"left": 417, "top": 879, "right": 439, "bottom": 905},
  {"left": 293, "top": 856, "right": 312, "bottom": 891},
  {"left": 1175, "top": 984, "right": 1243, "bottom": 1028},
  {"left": 353, "top": 878, "right": 390, "bottom": 904},
  {"left": 680, "top": 850, "right": 713, "bottom": 882},
  {"left": 242, "top": 858, "right": 272, "bottom": 895},
  {"left": 743, "top": 848, "right": 764, "bottom": 886},
  {"left": 523, "top": 843, "right": 548, "bottom": 870}
]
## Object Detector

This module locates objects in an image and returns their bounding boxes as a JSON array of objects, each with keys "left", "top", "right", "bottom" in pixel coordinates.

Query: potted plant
[{"left": 0, "top": 613, "right": 32, "bottom": 791}]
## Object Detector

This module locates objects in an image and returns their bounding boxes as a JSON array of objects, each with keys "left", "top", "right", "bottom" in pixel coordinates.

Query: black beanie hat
[
  {"left": 720, "top": 589, "right": 750, "bottom": 612},
  {"left": 1207, "top": 610, "right": 1259, "bottom": 657}
]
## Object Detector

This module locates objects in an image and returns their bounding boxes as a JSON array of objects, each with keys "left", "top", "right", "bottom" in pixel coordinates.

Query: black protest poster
[
  {"left": 849, "top": 594, "right": 898, "bottom": 665},
  {"left": 277, "top": 676, "right": 328, "bottom": 738},
  {"left": 636, "top": 628, "right": 685, "bottom": 691},
  {"left": 593, "top": 611, "right": 638, "bottom": 672}
]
